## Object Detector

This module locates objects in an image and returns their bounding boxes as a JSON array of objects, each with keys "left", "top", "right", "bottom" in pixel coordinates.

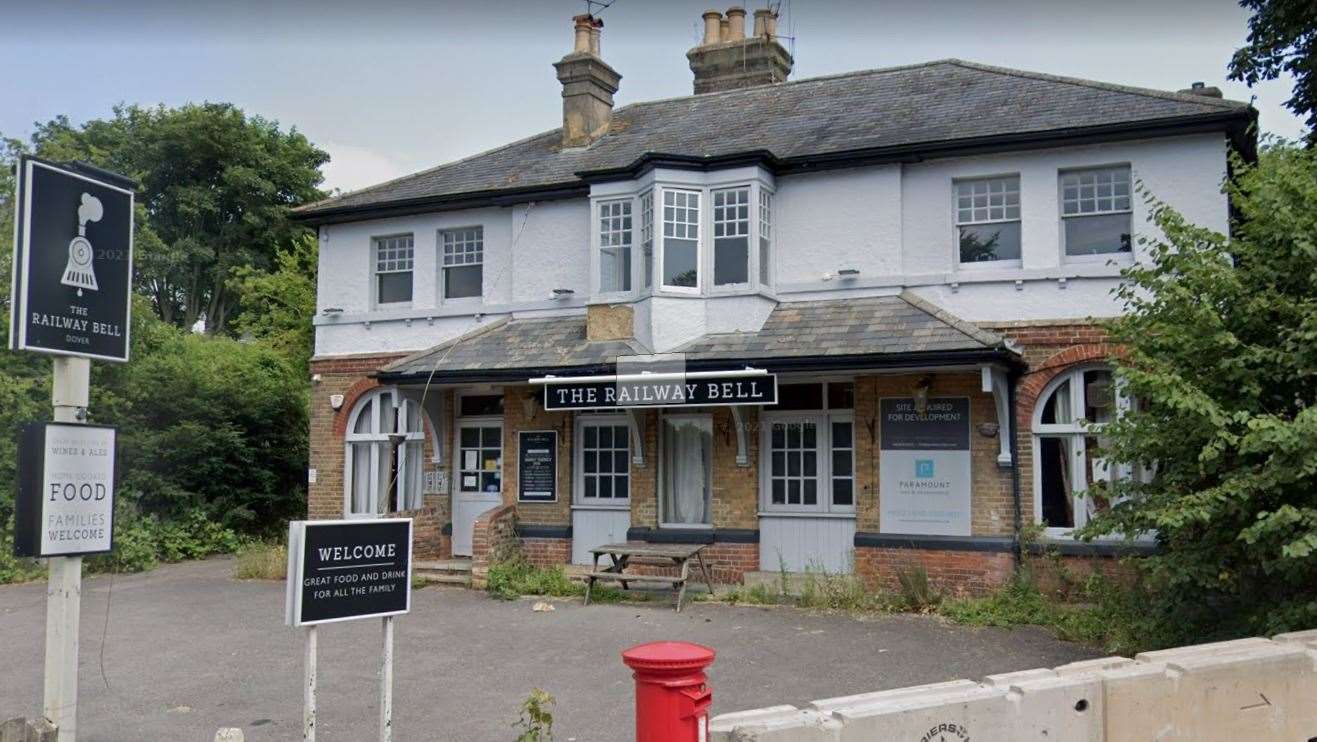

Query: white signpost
[
  {"left": 8, "top": 155, "right": 134, "bottom": 742},
  {"left": 285, "top": 519, "right": 413, "bottom": 742}
]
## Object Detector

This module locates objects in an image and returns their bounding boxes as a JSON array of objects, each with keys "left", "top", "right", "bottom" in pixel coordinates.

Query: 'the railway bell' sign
[
  {"left": 9, "top": 155, "right": 134, "bottom": 362},
  {"left": 13, "top": 422, "right": 118, "bottom": 558},
  {"left": 542, "top": 371, "right": 778, "bottom": 411}
]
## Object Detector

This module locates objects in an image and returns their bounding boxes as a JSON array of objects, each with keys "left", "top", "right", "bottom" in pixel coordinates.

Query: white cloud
[{"left": 319, "top": 142, "right": 411, "bottom": 194}]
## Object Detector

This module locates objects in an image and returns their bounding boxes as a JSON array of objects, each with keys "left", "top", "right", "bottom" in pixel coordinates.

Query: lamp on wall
[
  {"left": 912, "top": 375, "right": 934, "bottom": 416},
  {"left": 329, "top": 394, "right": 345, "bottom": 410},
  {"left": 521, "top": 392, "right": 538, "bottom": 420}
]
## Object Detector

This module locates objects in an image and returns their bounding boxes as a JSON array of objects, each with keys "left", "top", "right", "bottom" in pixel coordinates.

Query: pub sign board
[
  {"left": 285, "top": 518, "right": 412, "bottom": 627},
  {"left": 13, "top": 422, "right": 117, "bottom": 558},
  {"left": 543, "top": 372, "right": 777, "bottom": 411},
  {"left": 518, "top": 430, "right": 557, "bottom": 502},
  {"left": 9, "top": 155, "right": 134, "bottom": 362}
]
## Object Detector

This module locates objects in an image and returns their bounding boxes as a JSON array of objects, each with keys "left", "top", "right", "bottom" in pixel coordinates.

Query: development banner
[{"left": 878, "top": 397, "right": 972, "bottom": 536}]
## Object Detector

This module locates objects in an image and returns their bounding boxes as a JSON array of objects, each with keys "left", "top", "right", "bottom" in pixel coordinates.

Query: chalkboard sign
[
  {"left": 285, "top": 518, "right": 412, "bottom": 626},
  {"left": 518, "top": 430, "right": 557, "bottom": 502}
]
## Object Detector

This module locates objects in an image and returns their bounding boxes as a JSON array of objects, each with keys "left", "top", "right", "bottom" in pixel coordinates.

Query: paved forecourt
[{"left": 0, "top": 558, "right": 1097, "bottom": 740}]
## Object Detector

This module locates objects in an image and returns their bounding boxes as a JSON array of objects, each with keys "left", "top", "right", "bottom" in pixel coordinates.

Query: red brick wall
[
  {"left": 521, "top": 537, "right": 572, "bottom": 568},
  {"left": 854, "top": 546, "right": 1015, "bottom": 597}
]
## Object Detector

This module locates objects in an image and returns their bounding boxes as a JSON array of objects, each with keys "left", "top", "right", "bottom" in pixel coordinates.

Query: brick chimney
[
  {"left": 1178, "top": 81, "right": 1224, "bottom": 99},
  {"left": 554, "top": 14, "right": 622, "bottom": 148},
  {"left": 687, "top": 7, "right": 792, "bottom": 95}
]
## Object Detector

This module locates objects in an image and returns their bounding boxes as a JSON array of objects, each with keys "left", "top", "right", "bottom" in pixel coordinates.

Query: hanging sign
[
  {"left": 517, "top": 430, "right": 558, "bottom": 502},
  {"left": 13, "top": 422, "right": 117, "bottom": 557},
  {"left": 879, "top": 397, "right": 972, "bottom": 536},
  {"left": 9, "top": 155, "right": 134, "bottom": 362},
  {"left": 285, "top": 518, "right": 412, "bottom": 626},
  {"left": 543, "top": 372, "right": 776, "bottom": 411}
]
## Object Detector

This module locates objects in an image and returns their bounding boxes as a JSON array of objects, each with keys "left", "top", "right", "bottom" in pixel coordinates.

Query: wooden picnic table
[{"left": 584, "top": 542, "right": 716, "bottom": 612}]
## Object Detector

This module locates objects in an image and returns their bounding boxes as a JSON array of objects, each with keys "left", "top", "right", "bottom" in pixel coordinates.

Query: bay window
[
  {"left": 761, "top": 381, "right": 856, "bottom": 514},
  {"left": 640, "top": 190, "right": 654, "bottom": 289},
  {"left": 712, "top": 187, "right": 750, "bottom": 286},
  {"left": 661, "top": 190, "right": 701, "bottom": 290},
  {"left": 1061, "top": 166, "right": 1132, "bottom": 260},
  {"left": 598, "top": 199, "right": 632, "bottom": 293},
  {"left": 758, "top": 189, "right": 773, "bottom": 286}
]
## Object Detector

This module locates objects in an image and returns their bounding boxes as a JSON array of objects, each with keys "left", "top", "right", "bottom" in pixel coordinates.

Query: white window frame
[
  {"left": 1059, "top": 165, "right": 1134, "bottom": 265},
  {"left": 759, "top": 381, "right": 856, "bottom": 516},
  {"left": 711, "top": 185, "right": 753, "bottom": 290},
  {"left": 758, "top": 188, "right": 773, "bottom": 288},
  {"left": 343, "top": 387, "right": 430, "bottom": 518},
  {"left": 953, "top": 174, "right": 1022, "bottom": 270},
  {"left": 595, "top": 198, "right": 634, "bottom": 297},
  {"left": 454, "top": 390, "right": 503, "bottom": 496},
  {"left": 372, "top": 234, "right": 415, "bottom": 308},
  {"left": 1030, "top": 365, "right": 1130, "bottom": 539},
  {"left": 658, "top": 188, "right": 703, "bottom": 294},
  {"left": 640, "top": 190, "right": 654, "bottom": 290},
  {"left": 573, "top": 413, "right": 631, "bottom": 509},
  {"left": 439, "top": 226, "right": 484, "bottom": 304},
  {"left": 658, "top": 412, "right": 713, "bottom": 528}
]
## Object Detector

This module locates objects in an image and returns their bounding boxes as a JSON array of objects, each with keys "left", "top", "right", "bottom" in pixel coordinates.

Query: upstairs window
[
  {"left": 441, "top": 227, "right": 483, "bottom": 300},
  {"left": 598, "top": 199, "right": 633, "bottom": 293},
  {"left": 759, "top": 189, "right": 773, "bottom": 286},
  {"left": 1061, "top": 166, "right": 1132, "bottom": 259},
  {"left": 955, "top": 176, "right": 1021, "bottom": 264},
  {"left": 640, "top": 191, "right": 654, "bottom": 289},
  {"left": 712, "top": 187, "right": 750, "bottom": 286},
  {"left": 374, "top": 234, "right": 414, "bottom": 306},
  {"left": 662, "top": 190, "right": 700, "bottom": 290}
]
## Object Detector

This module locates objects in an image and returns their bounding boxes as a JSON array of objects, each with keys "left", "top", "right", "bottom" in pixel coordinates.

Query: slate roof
[
  {"left": 297, "top": 58, "right": 1249, "bottom": 220},
  {"left": 377, "top": 292, "right": 1013, "bottom": 380}
]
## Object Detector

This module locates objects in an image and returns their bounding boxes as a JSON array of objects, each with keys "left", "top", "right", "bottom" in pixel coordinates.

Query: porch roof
[{"left": 376, "top": 292, "right": 1019, "bottom": 383}]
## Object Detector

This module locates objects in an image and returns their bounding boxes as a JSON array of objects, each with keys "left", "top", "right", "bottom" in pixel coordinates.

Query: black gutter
[
  {"left": 373, "top": 347, "right": 1024, "bottom": 385},
  {"left": 293, "top": 111, "right": 1253, "bottom": 226}
]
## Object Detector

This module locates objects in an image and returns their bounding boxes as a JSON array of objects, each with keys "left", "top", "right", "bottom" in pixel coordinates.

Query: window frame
[
  {"left": 710, "top": 185, "right": 753, "bottom": 290},
  {"left": 952, "top": 174, "right": 1022, "bottom": 270},
  {"left": 372, "top": 233, "right": 415, "bottom": 308},
  {"left": 759, "top": 380, "right": 857, "bottom": 516},
  {"left": 454, "top": 389, "right": 503, "bottom": 497},
  {"left": 343, "top": 387, "right": 431, "bottom": 518},
  {"left": 573, "top": 413, "right": 631, "bottom": 509},
  {"left": 596, "top": 198, "right": 634, "bottom": 296},
  {"left": 439, "top": 226, "right": 485, "bottom": 304},
  {"left": 658, "top": 188, "right": 703, "bottom": 294},
  {"left": 658, "top": 412, "right": 714, "bottom": 528},
  {"left": 758, "top": 188, "right": 773, "bottom": 288},
  {"left": 1030, "top": 365, "right": 1131, "bottom": 539},
  {"left": 1058, "top": 165, "right": 1134, "bottom": 265}
]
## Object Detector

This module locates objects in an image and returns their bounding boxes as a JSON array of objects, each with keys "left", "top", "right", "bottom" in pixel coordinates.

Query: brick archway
[
  {"left": 1016, "top": 342, "right": 1115, "bottom": 426},
  {"left": 332, "top": 378, "right": 384, "bottom": 437}
]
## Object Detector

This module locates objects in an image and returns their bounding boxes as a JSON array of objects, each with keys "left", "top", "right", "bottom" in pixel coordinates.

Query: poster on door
[{"left": 879, "top": 397, "right": 972, "bottom": 536}]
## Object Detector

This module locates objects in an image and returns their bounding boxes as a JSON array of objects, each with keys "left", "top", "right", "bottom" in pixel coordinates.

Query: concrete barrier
[{"left": 709, "top": 630, "right": 1317, "bottom": 741}]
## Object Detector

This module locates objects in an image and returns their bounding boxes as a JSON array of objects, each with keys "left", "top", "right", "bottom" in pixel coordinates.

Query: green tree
[
  {"left": 230, "top": 234, "right": 318, "bottom": 370},
  {"left": 1229, "top": 0, "right": 1317, "bottom": 139},
  {"left": 1084, "top": 142, "right": 1317, "bottom": 637},
  {"left": 30, "top": 103, "right": 328, "bottom": 334}
]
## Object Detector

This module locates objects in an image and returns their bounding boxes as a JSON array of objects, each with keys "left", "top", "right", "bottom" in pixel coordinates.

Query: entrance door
[
  {"left": 571, "top": 416, "right": 631, "bottom": 565},
  {"left": 452, "top": 419, "right": 503, "bottom": 556}
]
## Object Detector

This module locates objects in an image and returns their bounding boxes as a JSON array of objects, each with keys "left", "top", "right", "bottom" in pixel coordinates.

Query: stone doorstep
[{"left": 414, "top": 559, "right": 473, "bottom": 587}]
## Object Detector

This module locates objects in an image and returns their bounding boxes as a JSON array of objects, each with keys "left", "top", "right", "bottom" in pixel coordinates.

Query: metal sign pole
[
  {"left": 304, "top": 625, "right": 318, "bottom": 741},
  {"left": 379, "top": 616, "right": 394, "bottom": 742},
  {"left": 43, "top": 356, "right": 90, "bottom": 742}
]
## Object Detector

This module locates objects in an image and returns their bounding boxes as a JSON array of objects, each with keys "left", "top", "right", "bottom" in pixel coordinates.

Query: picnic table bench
[{"left": 584, "top": 542, "right": 716, "bottom": 612}]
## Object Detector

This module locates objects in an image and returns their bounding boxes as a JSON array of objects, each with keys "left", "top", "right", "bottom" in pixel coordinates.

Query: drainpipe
[{"left": 1008, "top": 371, "right": 1023, "bottom": 568}]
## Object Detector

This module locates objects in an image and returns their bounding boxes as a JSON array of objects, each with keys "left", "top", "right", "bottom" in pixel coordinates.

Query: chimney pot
[
  {"left": 572, "top": 14, "right": 592, "bottom": 54},
  {"left": 753, "top": 9, "right": 770, "bottom": 37},
  {"left": 725, "top": 7, "right": 746, "bottom": 41},
  {"left": 719, "top": 18, "right": 730, "bottom": 42},
  {"left": 589, "top": 18, "right": 602, "bottom": 56},
  {"left": 701, "top": 10, "right": 723, "bottom": 46}
]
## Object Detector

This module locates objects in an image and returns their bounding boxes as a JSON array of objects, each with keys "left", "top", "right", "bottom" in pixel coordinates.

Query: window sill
[
  {"left": 758, "top": 511, "right": 856, "bottom": 519},
  {"left": 571, "top": 503, "right": 630, "bottom": 512},
  {"left": 955, "top": 259, "right": 1022, "bottom": 272}
]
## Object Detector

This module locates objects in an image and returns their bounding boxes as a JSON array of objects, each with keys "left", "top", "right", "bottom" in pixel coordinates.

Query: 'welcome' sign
[{"left": 285, "top": 519, "right": 412, "bottom": 626}]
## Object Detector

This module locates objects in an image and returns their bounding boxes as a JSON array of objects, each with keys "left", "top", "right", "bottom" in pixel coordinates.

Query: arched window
[
  {"left": 344, "top": 388, "right": 431, "bottom": 517},
  {"left": 1031, "top": 366, "right": 1126, "bottom": 537}
]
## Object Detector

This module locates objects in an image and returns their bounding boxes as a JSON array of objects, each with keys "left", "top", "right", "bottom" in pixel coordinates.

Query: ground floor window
[
  {"left": 344, "top": 387, "right": 428, "bottom": 517},
  {"left": 1032, "top": 366, "right": 1123, "bottom": 536},
  {"left": 458, "top": 421, "right": 502, "bottom": 494},
  {"left": 661, "top": 414, "right": 712, "bottom": 526},
  {"left": 576, "top": 415, "right": 630, "bottom": 505},
  {"left": 760, "top": 381, "right": 855, "bottom": 515}
]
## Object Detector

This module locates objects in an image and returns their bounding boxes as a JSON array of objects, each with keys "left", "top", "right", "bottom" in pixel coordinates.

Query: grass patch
[
  {"left": 231, "top": 541, "right": 287, "bottom": 580},
  {"left": 486, "top": 558, "right": 628, "bottom": 603}
]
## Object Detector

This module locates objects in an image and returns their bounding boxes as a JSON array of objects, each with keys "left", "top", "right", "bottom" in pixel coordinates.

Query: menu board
[{"left": 518, "top": 430, "right": 557, "bottom": 502}]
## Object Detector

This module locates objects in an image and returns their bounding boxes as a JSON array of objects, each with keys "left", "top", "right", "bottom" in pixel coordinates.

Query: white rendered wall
[{"left": 775, "top": 165, "right": 904, "bottom": 284}]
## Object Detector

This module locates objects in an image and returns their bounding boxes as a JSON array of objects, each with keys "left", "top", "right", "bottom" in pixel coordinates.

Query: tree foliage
[
  {"left": 230, "top": 233, "right": 318, "bottom": 370},
  {"left": 1229, "top": 0, "right": 1317, "bottom": 139},
  {"left": 1084, "top": 142, "right": 1317, "bottom": 636},
  {"left": 29, "top": 103, "right": 328, "bottom": 334}
]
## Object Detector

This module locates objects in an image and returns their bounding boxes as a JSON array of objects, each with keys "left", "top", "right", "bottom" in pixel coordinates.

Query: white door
[
  {"left": 571, "top": 416, "right": 631, "bottom": 565},
  {"left": 453, "top": 420, "right": 503, "bottom": 556}
]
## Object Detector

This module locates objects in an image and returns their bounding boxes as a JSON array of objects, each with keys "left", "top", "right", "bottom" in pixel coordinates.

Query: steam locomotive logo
[{"left": 62, "top": 193, "right": 103, "bottom": 297}]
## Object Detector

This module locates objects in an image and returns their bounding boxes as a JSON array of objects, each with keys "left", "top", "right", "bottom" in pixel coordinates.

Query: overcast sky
[{"left": 1, "top": 0, "right": 1304, "bottom": 194}]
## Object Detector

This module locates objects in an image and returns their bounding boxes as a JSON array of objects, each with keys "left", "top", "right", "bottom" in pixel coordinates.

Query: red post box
[{"left": 622, "top": 641, "right": 716, "bottom": 742}]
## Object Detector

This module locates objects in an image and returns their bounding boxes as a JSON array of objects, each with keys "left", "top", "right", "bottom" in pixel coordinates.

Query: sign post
[
  {"left": 10, "top": 154, "right": 133, "bottom": 742},
  {"left": 286, "top": 518, "right": 412, "bottom": 742}
]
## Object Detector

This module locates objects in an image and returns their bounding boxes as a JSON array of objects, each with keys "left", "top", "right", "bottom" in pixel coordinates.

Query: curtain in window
[
  {"left": 664, "top": 418, "right": 710, "bottom": 524},
  {"left": 351, "top": 442, "right": 374, "bottom": 514}
]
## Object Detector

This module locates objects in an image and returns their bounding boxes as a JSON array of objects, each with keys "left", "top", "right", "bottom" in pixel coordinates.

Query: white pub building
[{"left": 296, "top": 8, "right": 1254, "bottom": 592}]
